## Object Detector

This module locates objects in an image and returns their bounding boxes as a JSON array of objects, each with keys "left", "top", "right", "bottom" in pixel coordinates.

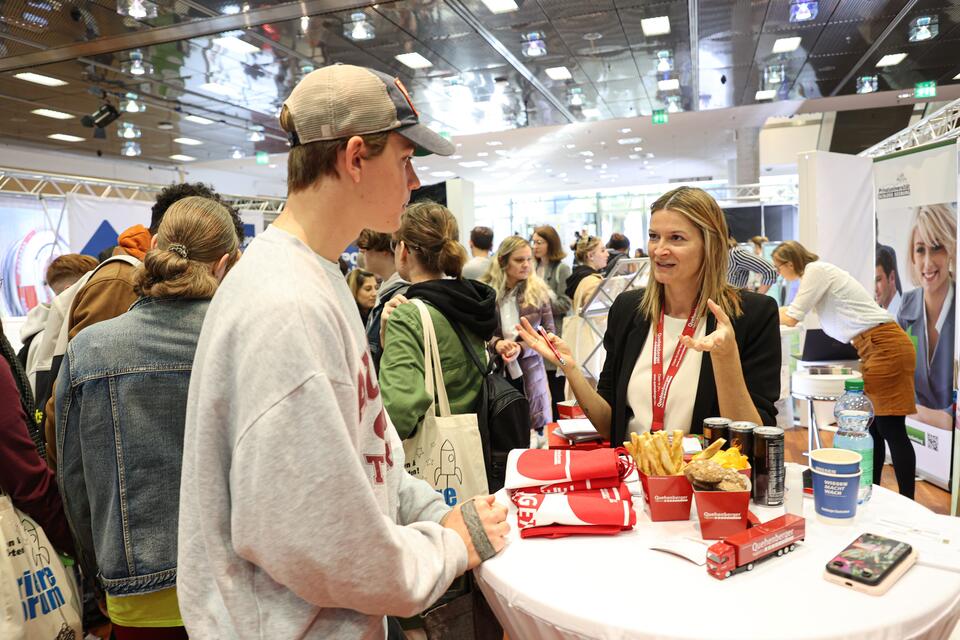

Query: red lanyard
[{"left": 651, "top": 308, "right": 699, "bottom": 432}]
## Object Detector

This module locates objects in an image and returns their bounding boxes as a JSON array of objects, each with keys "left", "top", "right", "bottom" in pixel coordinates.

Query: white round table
[{"left": 476, "top": 485, "right": 960, "bottom": 640}]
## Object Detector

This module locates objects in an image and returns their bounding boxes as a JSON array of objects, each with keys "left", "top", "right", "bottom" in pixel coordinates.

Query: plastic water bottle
[{"left": 833, "top": 378, "right": 874, "bottom": 504}]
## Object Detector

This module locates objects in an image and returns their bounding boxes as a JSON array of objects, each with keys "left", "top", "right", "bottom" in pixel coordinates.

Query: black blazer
[{"left": 597, "top": 289, "right": 781, "bottom": 447}]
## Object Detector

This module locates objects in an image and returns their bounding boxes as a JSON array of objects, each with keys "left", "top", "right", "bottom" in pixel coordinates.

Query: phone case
[{"left": 823, "top": 537, "right": 917, "bottom": 596}]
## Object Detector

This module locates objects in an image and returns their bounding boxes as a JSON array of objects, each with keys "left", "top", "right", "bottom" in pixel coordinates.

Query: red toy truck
[{"left": 706, "top": 514, "right": 805, "bottom": 580}]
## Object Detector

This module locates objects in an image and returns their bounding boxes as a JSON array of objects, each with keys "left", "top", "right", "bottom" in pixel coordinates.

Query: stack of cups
[{"left": 808, "top": 449, "right": 861, "bottom": 524}]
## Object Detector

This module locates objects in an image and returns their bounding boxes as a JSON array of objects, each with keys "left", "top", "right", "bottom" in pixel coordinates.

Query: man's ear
[{"left": 343, "top": 136, "right": 366, "bottom": 184}]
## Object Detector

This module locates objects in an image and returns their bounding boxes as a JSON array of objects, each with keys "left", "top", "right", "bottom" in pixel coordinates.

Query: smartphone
[{"left": 823, "top": 533, "right": 917, "bottom": 596}]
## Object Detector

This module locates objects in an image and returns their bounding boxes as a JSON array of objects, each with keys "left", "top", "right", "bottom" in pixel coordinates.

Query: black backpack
[{"left": 448, "top": 321, "right": 530, "bottom": 492}]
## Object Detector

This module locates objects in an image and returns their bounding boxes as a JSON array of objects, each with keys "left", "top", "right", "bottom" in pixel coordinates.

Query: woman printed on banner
[{"left": 896, "top": 203, "right": 958, "bottom": 430}]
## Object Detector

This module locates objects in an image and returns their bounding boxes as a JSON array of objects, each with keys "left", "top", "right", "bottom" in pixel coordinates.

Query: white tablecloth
[{"left": 476, "top": 485, "right": 960, "bottom": 640}]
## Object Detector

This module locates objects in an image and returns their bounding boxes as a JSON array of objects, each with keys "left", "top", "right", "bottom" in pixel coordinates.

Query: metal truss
[
  {"left": 701, "top": 181, "right": 798, "bottom": 203},
  {"left": 0, "top": 167, "right": 286, "bottom": 214},
  {"left": 859, "top": 97, "right": 960, "bottom": 158}
]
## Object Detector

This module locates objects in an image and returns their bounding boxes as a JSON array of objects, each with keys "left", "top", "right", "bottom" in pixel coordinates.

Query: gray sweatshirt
[{"left": 177, "top": 225, "right": 468, "bottom": 639}]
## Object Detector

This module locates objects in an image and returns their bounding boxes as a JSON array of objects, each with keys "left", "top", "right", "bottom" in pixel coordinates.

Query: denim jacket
[{"left": 56, "top": 296, "right": 210, "bottom": 596}]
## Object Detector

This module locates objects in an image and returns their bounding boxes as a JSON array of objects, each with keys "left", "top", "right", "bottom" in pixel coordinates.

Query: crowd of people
[{"left": 0, "top": 61, "right": 926, "bottom": 639}]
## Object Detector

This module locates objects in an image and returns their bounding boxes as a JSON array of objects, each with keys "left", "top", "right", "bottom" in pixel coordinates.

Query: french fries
[{"left": 624, "top": 430, "right": 689, "bottom": 476}]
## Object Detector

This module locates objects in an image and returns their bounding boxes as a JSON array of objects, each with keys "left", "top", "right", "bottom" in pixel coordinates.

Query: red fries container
[
  {"left": 638, "top": 472, "right": 693, "bottom": 521},
  {"left": 694, "top": 490, "right": 750, "bottom": 539}
]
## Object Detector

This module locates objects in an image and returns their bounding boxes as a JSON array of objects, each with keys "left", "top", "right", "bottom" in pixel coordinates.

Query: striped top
[{"left": 727, "top": 247, "right": 778, "bottom": 289}]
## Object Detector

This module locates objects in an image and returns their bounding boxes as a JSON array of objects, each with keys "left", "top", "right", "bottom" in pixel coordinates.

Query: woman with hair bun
[
  {"left": 379, "top": 201, "right": 498, "bottom": 442},
  {"left": 56, "top": 195, "right": 240, "bottom": 639}
]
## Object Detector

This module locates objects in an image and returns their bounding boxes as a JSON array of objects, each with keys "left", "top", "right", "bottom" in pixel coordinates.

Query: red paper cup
[
  {"left": 694, "top": 490, "right": 750, "bottom": 539},
  {"left": 639, "top": 472, "right": 693, "bottom": 521}
]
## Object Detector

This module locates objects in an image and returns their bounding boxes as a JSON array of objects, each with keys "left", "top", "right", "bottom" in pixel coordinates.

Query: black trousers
[{"left": 869, "top": 415, "right": 916, "bottom": 500}]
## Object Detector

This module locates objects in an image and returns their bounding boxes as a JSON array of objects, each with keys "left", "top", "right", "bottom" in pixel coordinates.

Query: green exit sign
[
  {"left": 914, "top": 81, "right": 937, "bottom": 98},
  {"left": 255, "top": 151, "right": 269, "bottom": 165},
  {"left": 652, "top": 109, "right": 668, "bottom": 125}
]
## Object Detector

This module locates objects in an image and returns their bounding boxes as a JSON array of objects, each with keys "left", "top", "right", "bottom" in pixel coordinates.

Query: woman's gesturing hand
[
  {"left": 680, "top": 298, "right": 738, "bottom": 360},
  {"left": 515, "top": 317, "right": 574, "bottom": 368}
]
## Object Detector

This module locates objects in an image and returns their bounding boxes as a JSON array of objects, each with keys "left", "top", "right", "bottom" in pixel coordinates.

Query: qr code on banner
[{"left": 928, "top": 433, "right": 939, "bottom": 452}]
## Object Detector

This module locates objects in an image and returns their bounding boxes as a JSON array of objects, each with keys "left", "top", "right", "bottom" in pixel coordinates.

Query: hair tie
[{"left": 168, "top": 243, "right": 188, "bottom": 259}]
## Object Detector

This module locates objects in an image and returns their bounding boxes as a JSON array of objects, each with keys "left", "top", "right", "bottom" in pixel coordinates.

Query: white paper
[
  {"left": 556, "top": 419, "right": 599, "bottom": 437},
  {"left": 648, "top": 538, "right": 711, "bottom": 565}
]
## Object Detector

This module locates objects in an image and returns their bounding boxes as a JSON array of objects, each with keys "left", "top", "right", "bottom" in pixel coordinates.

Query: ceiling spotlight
[
  {"left": 344, "top": 12, "right": 375, "bottom": 41},
  {"left": 169, "top": 154, "right": 196, "bottom": 162},
  {"left": 568, "top": 87, "right": 584, "bottom": 107},
  {"left": 479, "top": 0, "right": 518, "bottom": 14},
  {"left": 395, "top": 52, "right": 433, "bottom": 69},
  {"left": 121, "top": 92, "right": 145, "bottom": 113},
  {"left": 772, "top": 37, "right": 801, "bottom": 54},
  {"left": 174, "top": 137, "right": 202, "bottom": 146},
  {"left": 122, "top": 141, "right": 141, "bottom": 157},
  {"left": 185, "top": 114, "right": 214, "bottom": 125},
  {"left": 857, "top": 75, "right": 878, "bottom": 94},
  {"left": 658, "top": 78, "right": 680, "bottom": 91},
  {"left": 117, "top": 0, "right": 157, "bottom": 19},
  {"left": 641, "top": 16, "right": 671, "bottom": 36},
  {"left": 656, "top": 50, "right": 674, "bottom": 73},
  {"left": 765, "top": 64, "right": 785, "bottom": 85},
  {"left": 81, "top": 103, "right": 120, "bottom": 129},
  {"left": 14, "top": 72, "right": 67, "bottom": 87},
  {"left": 117, "top": 122, "right": 142, "bottom": 139},
  {"left": 876, "top": 53, "right": 907, "bottom": 68},
  {"left": 521, "top": 31, "right": 547, "bottom": 58},
  {"left": 248, "top": 125, "right": 265, "bottom": 142},
  {"left": 31, "top": 108, "right": 74, "bottom": 120},
  {"left": 909, "top": 15, "right": 938, "bottom": 42},
  {"left": 231, "top": 148, "right": 244, "bottom": 160},
  {"left": 300, "top": 15, "right": 309, "bottom": 33},
  {"left": 123, "top": 50, "right": 153, "bottom": 76},
  {"left": 755, "top": 89, "right": 777, "bottom": 101},
  {"left": 665, "top": 96, "right": 682, "bottom": 113},
  {"left": 459, "top": 161, "right": 488, "bottom": 168},
  {"left": 618, "top": 137, "right": 642, "bottom": 145},
  {"left": 546, "top": 66, "right": 572, "bottom": 80},
  {"left": 789, "top": 0, "right": 817, "bottom": 22},
  {"left": 48, "top": 133, "right": 84, "bottom": 142}
]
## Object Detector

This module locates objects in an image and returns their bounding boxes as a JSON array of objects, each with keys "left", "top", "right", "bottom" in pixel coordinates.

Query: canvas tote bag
[
  {"left": 0, "top": 494, "right": 82, "bottom": 639},
  {"left": 402, "top": 300, "right": 488, "bottom": 507}
]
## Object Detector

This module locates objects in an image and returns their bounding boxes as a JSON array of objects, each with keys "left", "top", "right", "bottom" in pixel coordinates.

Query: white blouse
[{"left": 626, "top": 315, "right": 707, "bottom": 435}]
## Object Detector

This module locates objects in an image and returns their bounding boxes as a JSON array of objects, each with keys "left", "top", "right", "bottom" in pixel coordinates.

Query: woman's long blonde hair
[
  {"left": 481, "top": 236, "right": 553, "bottom": 308},
  {"left": 908, "top": 204, "right": 957, "bottom": 286},
  {"left": 134, "top": 196, "right": 240, "bottom": 299},
  {"left": 640, "top": 186, "right": 742, "bottom": 322}
]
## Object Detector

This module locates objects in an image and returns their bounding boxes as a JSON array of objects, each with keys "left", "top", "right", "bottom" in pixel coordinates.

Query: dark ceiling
[{"left": 0, "top": 0, "right": 956, "bottom": 166}]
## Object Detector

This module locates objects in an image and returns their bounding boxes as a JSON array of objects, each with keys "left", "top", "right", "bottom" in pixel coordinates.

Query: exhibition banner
[
  {"left": 66, "top": 193, "right": 152, "bottom": 257},
  {"left": 0, "top": 196, "right": 69, "bottom": 317},
  {"left": 875, "top": 140, "right": 958, "bottom": 490},
  {"left": 238, "top": 210, "right": 265, "bottom": 251}
]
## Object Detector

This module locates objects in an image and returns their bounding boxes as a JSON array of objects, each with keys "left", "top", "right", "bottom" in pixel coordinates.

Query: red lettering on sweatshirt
[{"left": 359, "top": 352, "right": 393, "bottom": 483}]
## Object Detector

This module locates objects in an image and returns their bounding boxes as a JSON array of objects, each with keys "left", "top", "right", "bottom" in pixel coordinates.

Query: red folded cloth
[
  {"left": 505, "top": 448, "right": 624, "bottom": 491},
  {"left": 511, "top": 483, "right": 636, "bottom": 538}
]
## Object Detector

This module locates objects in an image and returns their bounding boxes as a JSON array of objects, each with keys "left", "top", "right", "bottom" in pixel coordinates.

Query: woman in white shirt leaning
[
  {"left": 516, "top": 186, "right": 781, "bottom": 443},
  {"left": 773, "top": 241, "right": 917, "bottom": 499}
]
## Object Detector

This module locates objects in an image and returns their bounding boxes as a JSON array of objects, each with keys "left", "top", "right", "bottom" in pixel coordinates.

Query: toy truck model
[{"left": 706, "top": 514, "right": 805, "bottom": 580}]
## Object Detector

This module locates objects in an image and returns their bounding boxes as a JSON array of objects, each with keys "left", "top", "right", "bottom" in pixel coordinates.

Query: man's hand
[{"left": 443, "top": 495, "right": 509, "bottom": 570}]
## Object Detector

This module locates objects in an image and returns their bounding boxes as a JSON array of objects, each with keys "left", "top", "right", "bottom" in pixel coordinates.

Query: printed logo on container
[
  {"left": 654, "top": 495, "right": 690, "bottom": 503},
  {"left": 703, "top": 512, "right": 742, "bottom": 520},
  {"left": 750, "top": 530, "right": 795, "bottom": 554}
]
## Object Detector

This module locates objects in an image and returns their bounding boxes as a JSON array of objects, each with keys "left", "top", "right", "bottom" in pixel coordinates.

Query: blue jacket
[
  {"left": 897, "top": 286, "right": 955, "bottom": 411},
  {"left": 56, "top": 297, "right": 209, "bottom": 596}
]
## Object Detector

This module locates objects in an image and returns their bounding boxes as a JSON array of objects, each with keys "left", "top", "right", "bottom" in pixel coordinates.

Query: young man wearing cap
[{"left": 177, "top": 65, "right": 509, "bottom": 638}]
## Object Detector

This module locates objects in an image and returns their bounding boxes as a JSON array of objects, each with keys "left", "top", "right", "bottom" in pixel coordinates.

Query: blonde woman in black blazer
[{"left": 517, "top": 187, "right": 780, "bottom": 446}]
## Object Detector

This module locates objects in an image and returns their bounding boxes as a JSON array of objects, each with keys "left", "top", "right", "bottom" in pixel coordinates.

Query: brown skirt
[{"left": 850, "top": 322, "right": 917, "bottom": 416}]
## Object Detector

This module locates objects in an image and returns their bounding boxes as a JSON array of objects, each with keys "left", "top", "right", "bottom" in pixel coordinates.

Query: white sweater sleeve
[
  {"left": 228, "top": 373, "right": 468, "bottom": 618},
  {"left": 787, "top": 264, "right": 830, "bottom": 322}
]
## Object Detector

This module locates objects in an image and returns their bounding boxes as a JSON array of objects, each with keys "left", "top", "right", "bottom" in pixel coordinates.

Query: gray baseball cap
[{"left": 282, "top": 64, "right": 454, "bottom": 157}]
